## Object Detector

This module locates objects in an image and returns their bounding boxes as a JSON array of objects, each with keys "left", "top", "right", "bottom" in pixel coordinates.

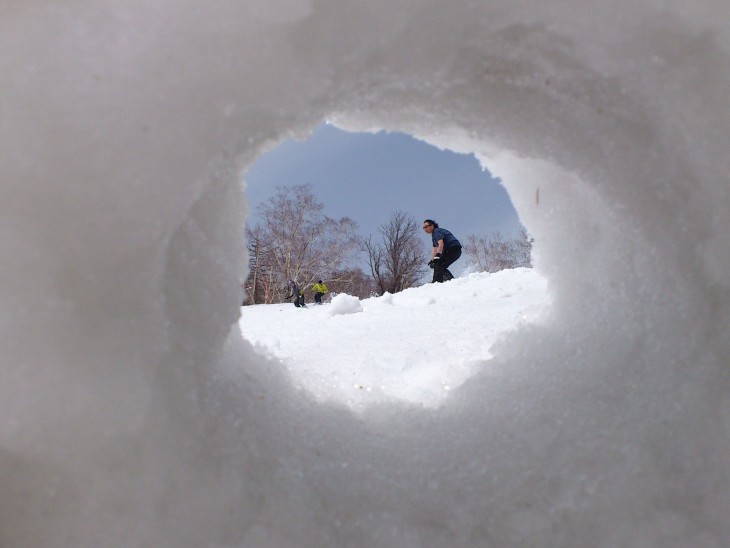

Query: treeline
[
  {"left": 242, "top": 184, "right": 532, "bottom": 305},
  {"left": 244, "top": 185, "right": 373, "bottom": 304},
  {"left": 462, "top": 229, "right": 532, "bottom": 273}
]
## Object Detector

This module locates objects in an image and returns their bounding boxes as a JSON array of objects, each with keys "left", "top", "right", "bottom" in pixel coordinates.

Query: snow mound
[{"left": 326, "top": 293, "right": 363, "bottom": 316}]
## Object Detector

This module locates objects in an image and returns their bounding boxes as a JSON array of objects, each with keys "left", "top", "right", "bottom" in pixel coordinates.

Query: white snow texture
[
  {"left": 240, "top": 269, "right": 549, "bottom": 412},
  {"left": 2, "top": 1, "right": 729, "bottom": 547},
  {"left": 326, "top": 293, "right": 364, "bottom": 316}
]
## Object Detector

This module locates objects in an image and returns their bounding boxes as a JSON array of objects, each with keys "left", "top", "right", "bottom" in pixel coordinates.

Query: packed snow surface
[
  {"left": 240, "top": 269, "right": 549, "bottom": 410},
  {"left": 2, "top": 0, "right": 730, "bottom": 546}
]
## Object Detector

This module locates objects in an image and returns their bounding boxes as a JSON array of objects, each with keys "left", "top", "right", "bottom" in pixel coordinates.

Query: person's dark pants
[
  {"left": 433, "top": 246, "right": 462, "bottom": 283},
  {"left": 293, "top": 293, "right": 306, "bottom": 307},
  {"left": 314, "top": 292, "right": 324, "bottom": 304}
]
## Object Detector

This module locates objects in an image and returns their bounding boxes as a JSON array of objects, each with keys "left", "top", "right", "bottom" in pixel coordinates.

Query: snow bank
[{"left": 2, "top": 0, "right": 729, "bottom": 546}]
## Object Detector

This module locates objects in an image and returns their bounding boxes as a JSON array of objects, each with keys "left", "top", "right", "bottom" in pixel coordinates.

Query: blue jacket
[{"left": 432, "top": 227, "right": 461, "bottom": 250}]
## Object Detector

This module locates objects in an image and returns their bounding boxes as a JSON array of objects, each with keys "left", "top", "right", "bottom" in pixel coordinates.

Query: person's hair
[
  {"left": 318, "top": 280, "right": 322, "bottom": 284},
  {"left": 423, "top": 219, "right": 438, "bottom": 228}
]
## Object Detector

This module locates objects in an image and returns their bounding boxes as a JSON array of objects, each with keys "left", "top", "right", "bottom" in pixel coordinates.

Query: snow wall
[{"left": 2, "top": 1, "right": 729, "bottom": 546}]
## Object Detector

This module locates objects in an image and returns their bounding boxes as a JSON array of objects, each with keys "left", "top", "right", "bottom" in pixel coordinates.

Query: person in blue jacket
[{"left": 423, "top": 219, "right": 462, "bottom": 283}]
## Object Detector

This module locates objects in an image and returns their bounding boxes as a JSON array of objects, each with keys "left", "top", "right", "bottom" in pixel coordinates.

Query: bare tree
[
  {"left": 364, "top": 210, "right": 427, "bottom": 295},
  {"left": 513, "top": 229, "right": 533, "bottom": 268},
  {"left": 325, "top": 267, "right": 375, "bottom": 300},
  {"left": 243, "top": 225, "right": 277, "bottom": 304},
  {"left": 463, "top": 228, "right": 532, "bottom": 273},
  {"left": 243, "top": 184, "right": 361, "bottom": 304}
]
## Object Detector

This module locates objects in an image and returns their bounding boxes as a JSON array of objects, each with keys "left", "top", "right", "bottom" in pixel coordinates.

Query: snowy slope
[{"left": 240, "top": 268, "right": 550, "bottom": 410}]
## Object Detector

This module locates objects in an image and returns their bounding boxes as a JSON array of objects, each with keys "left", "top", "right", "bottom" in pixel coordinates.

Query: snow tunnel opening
[{"left": 236, "top": 121, "right": 552, "bottom": 411}]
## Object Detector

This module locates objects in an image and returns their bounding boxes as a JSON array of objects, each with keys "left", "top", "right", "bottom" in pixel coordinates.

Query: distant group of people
[
  {"left": 286, "top": 279, "right": 329, "bottom": 308},
  {"left": 279, "top": 217, "right": 460, "bottom": 309}
]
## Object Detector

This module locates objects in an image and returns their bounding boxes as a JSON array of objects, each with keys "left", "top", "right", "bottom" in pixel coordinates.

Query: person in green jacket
[{"left": 311, "top": 280, "right": 328, "bottom": 305}]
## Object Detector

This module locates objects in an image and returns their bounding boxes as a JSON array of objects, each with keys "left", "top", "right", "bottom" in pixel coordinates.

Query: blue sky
[{"left": 243, "top": 122, "right": 523, "bottom": 266}]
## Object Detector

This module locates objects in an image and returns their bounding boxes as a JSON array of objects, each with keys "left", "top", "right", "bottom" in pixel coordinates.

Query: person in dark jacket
[
  {"left": 285, "top": 280, "right": 306, "bottom": 308},
  {"left": 423, "top": 219, "right": 462, "bottom": 283}
]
